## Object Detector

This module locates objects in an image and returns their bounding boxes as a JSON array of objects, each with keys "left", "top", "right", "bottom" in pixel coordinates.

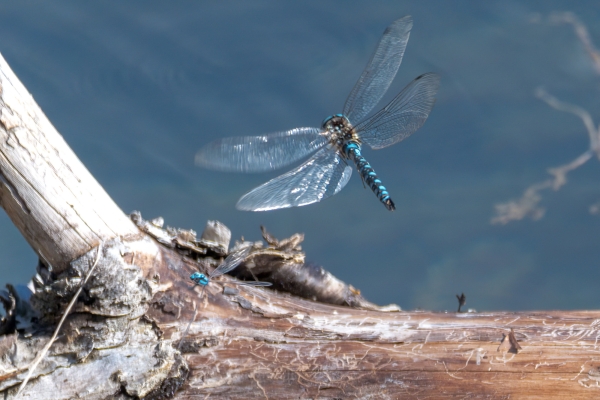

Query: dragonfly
[
  {"left": 196, "top": 16, "right": 440, "bottom": 211},
  {"left": 178, "top": 246, "right": 271, "bottom": 350}
]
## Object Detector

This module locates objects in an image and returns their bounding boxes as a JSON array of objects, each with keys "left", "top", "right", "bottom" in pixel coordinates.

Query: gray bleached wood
[{"left": 0, "top": 53, "right": 138, "bottom": 273}]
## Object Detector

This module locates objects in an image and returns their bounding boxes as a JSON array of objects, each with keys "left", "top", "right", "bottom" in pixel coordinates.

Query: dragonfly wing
[
  {"left": 236, "top": 281, "right": 273, "bottom": 287},
  {"left": 357, "top": 73, "right": 440, "bottom": 150},
  {"left": 343, "top": 16, "right": 413, "bottom": 124},
  {"left": 236, "top": 147, "right": 353, "bottom": 211},
  {"left": 177, "top": 296, "right": 200, "bottom": 351},
  {"left": 195, "top": 127, "right": 327, "bottom": 172},
  {"left": 211, "top": 246, "right": 252, "bottom": 278}
]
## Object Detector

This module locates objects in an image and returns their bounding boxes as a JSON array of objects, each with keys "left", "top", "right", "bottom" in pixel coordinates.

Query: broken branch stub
[{"left": 134, "top": 213, "right": 400, "bottom": 312}]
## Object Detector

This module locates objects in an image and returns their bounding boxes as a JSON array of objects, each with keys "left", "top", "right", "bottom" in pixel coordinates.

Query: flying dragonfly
[
  {"left": 178, "top": 246, "right": 271, "bottom": 350},
  {"left": 196, "top": 16, "right": 440, "bottom": 211}
]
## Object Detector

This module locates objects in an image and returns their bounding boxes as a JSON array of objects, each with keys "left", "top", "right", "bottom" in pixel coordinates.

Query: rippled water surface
[{"left": 1, "top": 1, "right": 599, "bottom": 311}]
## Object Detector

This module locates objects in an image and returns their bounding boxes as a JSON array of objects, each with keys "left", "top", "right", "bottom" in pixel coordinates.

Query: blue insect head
[
  {"left": 322, "top": 114, "right": 357, "bottom": 149},
  {"left": 190, "top": 272, "right": 209, "bottom": 286}
]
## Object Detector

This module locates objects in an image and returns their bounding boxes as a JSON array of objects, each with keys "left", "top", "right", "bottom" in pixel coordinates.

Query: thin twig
[
  {"left": 535, "top": 88, "right": 599, "bottom": 158},
  {"left": 491, "top": 89, "right": 599, "bottom": 225},
  {"left": 491, "top": 13, "right": 600, "bottom": 224},
  {"left": 15, "top": 242, "right": 104, "bottom": 397},
  {"left": 548, "top": 12, "right": 600, "bottom": 75}
]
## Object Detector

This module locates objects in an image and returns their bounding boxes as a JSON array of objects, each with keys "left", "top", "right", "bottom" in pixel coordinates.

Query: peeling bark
[{"left": 2, "top": 52, "right": 600, "bottom": 399}]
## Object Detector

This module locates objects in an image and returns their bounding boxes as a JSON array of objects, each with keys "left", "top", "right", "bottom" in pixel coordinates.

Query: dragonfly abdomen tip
[{"left": 384, "top": 198, "right": 396, "bottom": 211}]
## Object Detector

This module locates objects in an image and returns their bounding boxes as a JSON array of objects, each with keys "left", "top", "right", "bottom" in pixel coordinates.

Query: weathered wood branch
[
  {"left": 2, "top": 52, "right": 600, "bottom": 399},
  {"left": 0, "top": 54, "right": 138, "bottom": 271}
]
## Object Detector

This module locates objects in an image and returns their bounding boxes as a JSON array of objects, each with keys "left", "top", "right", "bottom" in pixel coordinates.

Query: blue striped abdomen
[{"left": 343, "top": 142, "right": 395, "bottom": 211}]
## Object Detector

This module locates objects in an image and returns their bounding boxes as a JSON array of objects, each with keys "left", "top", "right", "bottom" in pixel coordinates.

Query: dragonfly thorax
[
  {"left": 190, "top": 272, "right": 209, "bottom": 286},
  {"left": 322, "top": 114, "right": 360, "bottom": 148}
]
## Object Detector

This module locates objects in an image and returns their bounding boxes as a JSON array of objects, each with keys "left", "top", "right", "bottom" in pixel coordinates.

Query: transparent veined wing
[
  {"left": 343, "top": 16, "right": 413, "bottom": 124},
  {"left": 195, "top": 127, "right": 327, "bottom": 173},
  {"left": 236, "top": 281, "right": 273, "bottom": 287},
  {"left": 236, "top": 147, "right": 353, "bottom": 211},
  {"left": 177, "top": 298, "right": 200, "bottom": 350},
  {"left": 356, "top": 73, "right": 440, "bottom": 150},
  {"left": 210, "top": 246, "right": 252, "bottom": 277}
]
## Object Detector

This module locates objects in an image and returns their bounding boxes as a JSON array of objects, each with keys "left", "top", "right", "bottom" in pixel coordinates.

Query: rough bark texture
[{"left": 1, "top": 52, "right": 600, "bottom": 399}]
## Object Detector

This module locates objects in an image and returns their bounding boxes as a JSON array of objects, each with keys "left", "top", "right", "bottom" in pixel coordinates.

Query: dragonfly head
[
  {"left": 190, "top": 272, "right": 209, "bottom": 286},
  {"left": 322, "top": 114, "right": 356, "bottom": 146},
  {"left": 321, "top": 113, "right": 347, "bottom": 129}
]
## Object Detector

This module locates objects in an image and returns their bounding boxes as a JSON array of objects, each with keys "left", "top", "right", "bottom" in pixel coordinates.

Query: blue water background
[{"left": 1, "top": 1, "right": 599, "bottom": 311}]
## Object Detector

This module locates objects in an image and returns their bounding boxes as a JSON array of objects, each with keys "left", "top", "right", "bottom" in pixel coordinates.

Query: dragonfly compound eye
[{"left": 190, "top": 272, "right": 209, "bottom": 286}]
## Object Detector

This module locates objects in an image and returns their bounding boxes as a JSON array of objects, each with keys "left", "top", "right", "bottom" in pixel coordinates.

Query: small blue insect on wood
[
  {"left": 178, "top": 246, "right": 272, "bottom": 350},
  {"left": 196, "top": 16, "right": 440, "bottom": 211}
]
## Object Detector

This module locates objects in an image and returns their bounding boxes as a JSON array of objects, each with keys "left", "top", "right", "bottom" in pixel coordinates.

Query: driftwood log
[{"left": 1, "top": 52, "right": 600, "bottom": 399}]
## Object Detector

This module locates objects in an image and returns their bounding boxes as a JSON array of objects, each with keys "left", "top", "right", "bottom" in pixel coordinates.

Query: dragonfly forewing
[
  {"left": 236, "top": 281, "right": 273, "bottom": 287},
  {"left": 236, "top": 147, "right": 352, "bottom": 211},
  {"left": 211, "top": 246, "right": 252, "bottom": 277},
  {"left": 357, "top": 72, "right": 440, "bottom": 150},
  {"left": 343, "top": 16, "right": 413, "bottom": 124},
  {"left": 195, "top": 127, "right": 326, "bottom": 172}
]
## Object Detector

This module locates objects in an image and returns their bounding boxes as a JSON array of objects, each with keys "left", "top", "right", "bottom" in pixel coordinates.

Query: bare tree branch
[
  {"left": 492, "top": 13, "right": 600, "bottom": 224},
  {"left": 549, "top": 12, "right": 600, "bottom": 75}
]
